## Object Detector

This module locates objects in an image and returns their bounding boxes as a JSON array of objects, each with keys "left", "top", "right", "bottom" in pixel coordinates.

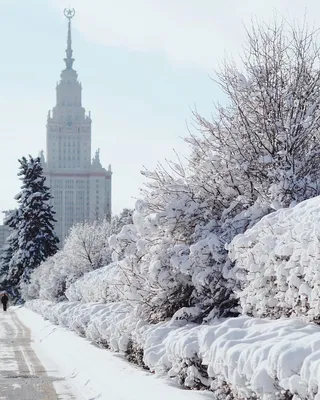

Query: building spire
[{"left": 63, "top": 8, "right": 76, "bottom": 70}]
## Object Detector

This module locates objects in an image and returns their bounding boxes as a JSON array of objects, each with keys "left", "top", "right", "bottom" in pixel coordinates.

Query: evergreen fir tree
[
  {"left": 0, "top": 209, "right": 20, "bottom": 287},
  {"left": 6, "top": 156, "right": 59, "bottom": 286}
]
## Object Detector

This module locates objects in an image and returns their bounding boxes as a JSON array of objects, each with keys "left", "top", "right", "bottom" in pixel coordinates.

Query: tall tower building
[{"left": 42, "top": 9, "right": 112, "bottom": 245}]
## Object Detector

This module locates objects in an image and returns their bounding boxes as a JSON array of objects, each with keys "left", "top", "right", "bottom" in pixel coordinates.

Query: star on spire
[{"left": 64, "top": 8, "right": 76, "bottom": 70}]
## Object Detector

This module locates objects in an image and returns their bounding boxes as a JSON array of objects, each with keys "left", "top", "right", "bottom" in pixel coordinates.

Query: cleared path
[{"left": 0, "top": 308, "right": 75, "bottom": 400}]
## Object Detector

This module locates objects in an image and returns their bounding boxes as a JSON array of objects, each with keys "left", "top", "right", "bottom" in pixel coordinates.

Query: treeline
[
  {"left": 1, "top": 19, "right": 320, "bottom": 329},
  {"left": 21, "top": 19, "right": 320, "bottom": 326}
]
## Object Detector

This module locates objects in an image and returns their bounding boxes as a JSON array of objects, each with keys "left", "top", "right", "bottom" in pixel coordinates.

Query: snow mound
[
  {"left": 26, "top": 300, "right": 320, "bottom": 399},
  {"left": 229, "top": 196, "right": 320, "bottom": 321}
]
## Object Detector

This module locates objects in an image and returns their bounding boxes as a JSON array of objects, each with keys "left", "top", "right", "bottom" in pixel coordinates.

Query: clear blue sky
[{"left": 0, "top": 0, "right": 317, "bottom": 218}]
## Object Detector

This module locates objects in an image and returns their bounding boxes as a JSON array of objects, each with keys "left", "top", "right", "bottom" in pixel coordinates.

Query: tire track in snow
[{"left": 0, "top": 308, "right": 75, "bottom": 399}]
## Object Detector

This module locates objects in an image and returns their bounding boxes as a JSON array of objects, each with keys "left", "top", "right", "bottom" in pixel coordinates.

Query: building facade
[{"left": 41, "top": 9, "right": 112, "bottom": 245}]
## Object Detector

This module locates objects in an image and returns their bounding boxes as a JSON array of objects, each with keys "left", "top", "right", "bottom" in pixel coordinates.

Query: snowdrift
[
  {"left": 26, "top": 299, "right": 320, "bottom": 399},
  {"left": 229, "top": 196, "right": 320, "bottom": 321}
]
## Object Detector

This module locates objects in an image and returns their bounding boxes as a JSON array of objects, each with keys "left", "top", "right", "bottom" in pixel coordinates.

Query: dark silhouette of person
[{"left": 1, "top": 293, "right": 9, "bottom": 311}]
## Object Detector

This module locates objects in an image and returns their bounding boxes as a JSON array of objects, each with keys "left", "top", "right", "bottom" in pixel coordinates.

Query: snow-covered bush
[
  {"left": 26, "top": 251, "right": 68, "bottom": 301},
  {"left": 27, "top": 299, "right": 320, "bottom": 399},
  {"left": 229, "top": 195, "right": 320, "bottom": 322},
  {"left": 26, "top": 299, "right": 135, "bottom": 352},
  {"left": 66, "top": 262, "right": 121, "bottom": 303}
]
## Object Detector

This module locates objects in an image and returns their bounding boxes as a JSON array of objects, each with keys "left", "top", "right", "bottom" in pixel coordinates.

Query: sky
[{"left": 0, "top": 0, "right": 319, "bottom": 219}]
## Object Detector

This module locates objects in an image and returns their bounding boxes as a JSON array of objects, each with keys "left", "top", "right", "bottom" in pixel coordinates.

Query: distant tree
[
  {"left": 7, "top": 156, "right": 59, "bottom": 288},
  {"left": 26, "top": 218, "right": 114, "bottom": 301},
  {"left": 0, "top": 209, "right": 20, "bottom": 287},
  {"left": 110, "top": 208, "right": 134, "bottom": 234},
  {"left": 64, "top": 219, "right": 110, "bottom": 274}
]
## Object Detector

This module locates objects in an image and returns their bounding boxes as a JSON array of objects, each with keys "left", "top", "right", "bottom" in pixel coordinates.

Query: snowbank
[
  {"left": 229, "top": 196, "right": 320, "bottom": 321},
  {"left": 26, "top": 299, "right": 320, "bottom": 399}
]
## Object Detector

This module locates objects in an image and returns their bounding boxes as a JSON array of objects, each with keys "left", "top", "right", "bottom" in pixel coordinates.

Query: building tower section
[{"left": 42, "top": 9, "right": 112, "bottom": 244}]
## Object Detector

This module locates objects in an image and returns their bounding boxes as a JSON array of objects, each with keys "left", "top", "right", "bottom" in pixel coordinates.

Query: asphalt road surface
[{"left": 0, "top": 307, "right": 75, "bottom": 400}]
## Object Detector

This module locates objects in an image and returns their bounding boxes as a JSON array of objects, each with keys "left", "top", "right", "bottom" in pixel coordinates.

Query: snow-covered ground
[
  {"left": 25, "top": 299, "right": 320, "bottom": 399},
  {"left": 16, "top": 306, "right": 207, "bottom": 400},
  {"left": 0, "top": 308, "right": 76, "bottom": 399}
]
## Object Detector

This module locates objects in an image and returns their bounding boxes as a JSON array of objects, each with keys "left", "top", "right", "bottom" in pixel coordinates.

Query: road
[{"left": 0, "top": 307, "right": 75, "bottom": 400}]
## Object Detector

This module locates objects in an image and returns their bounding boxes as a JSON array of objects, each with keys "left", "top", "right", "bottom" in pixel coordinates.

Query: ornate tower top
[
  {"left": 63, "top": 8, "right": 76, "bottom": 70},
  {"left": 92, "top": 148, "right": 102, "bottom": 169}
]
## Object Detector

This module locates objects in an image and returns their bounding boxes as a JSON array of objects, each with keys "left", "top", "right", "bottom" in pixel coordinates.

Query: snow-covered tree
[
  {"left": 0, "top": 209, "right": 20, "bottom": 287},
  {"left": 105, "top": 20, "right": 320, "bottom": 323},
  {"left": 55, "top": 209, "right": 135, "bottom": 303},
  {"left": 118, "top": 166, "right": 242, "bottom": 322},
  {"left": 7, "top": 156, "right": 59, "bottom": 289},
  {"left": 26, "top": 218, "right": 113, "bottom": 301},
  {"left": 110, "top": 208, "right": 133, "bottom": 234},
  {"left": 63, "top": 219, "right": 111, "bottom": 281},
  {"left": 193, "top": 21, "right": 320, "bottom": 210},
  {"left": 25, "top": 251, "right": 69, "bottom": 301},
  {"left": 26, "top": 20, "right": 320, "bottom": 325}
]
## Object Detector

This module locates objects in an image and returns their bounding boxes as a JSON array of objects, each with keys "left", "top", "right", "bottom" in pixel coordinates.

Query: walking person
[{"left": 1, "top": 293, "right": 9, "bottom": 311}]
